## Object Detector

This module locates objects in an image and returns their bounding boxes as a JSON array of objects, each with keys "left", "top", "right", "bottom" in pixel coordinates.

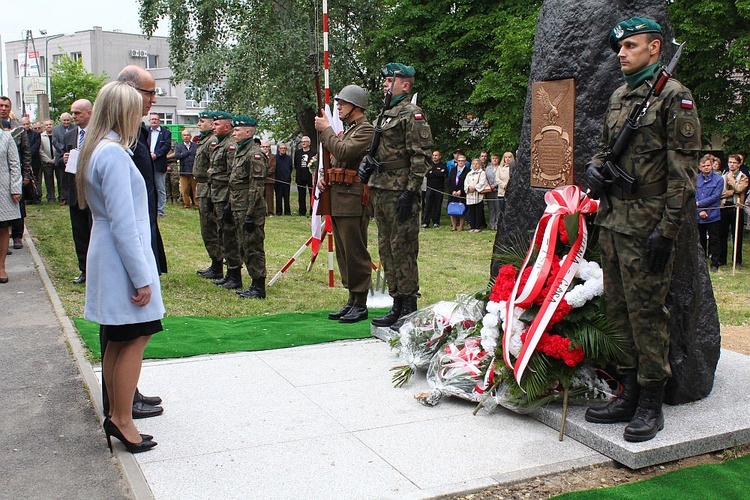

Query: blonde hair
[
  {"left": 502, "top": 151, "right": 514, "bottom": 165},
  {"left": 77, "top": 82, "right": 143, "bottom": 208}
]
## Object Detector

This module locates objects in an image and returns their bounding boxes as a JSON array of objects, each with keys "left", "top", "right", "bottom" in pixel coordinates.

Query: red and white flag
[{"left": 310, "top": 103, "right": 342, "bottom": 255}]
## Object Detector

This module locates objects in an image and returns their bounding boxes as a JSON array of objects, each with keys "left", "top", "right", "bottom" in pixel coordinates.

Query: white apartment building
[{"left": 3, "top": 26, "right": 209, "bottom": 125}]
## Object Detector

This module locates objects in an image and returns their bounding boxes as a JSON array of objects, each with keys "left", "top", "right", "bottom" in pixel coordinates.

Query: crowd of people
[
  {"left": 3, "top": 14, "right": 749, "bottom": 455},
  {"left": 695, "top": 153, "right": 749, "bottom": 271}
]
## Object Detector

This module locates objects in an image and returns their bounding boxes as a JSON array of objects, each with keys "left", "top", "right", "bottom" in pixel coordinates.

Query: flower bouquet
[
  {"left": 476, "top": 186, "right": 628, "bottom": 438},
  {"left": 416, "top": 336, "right": 490, "bottom": 406},
  {"left": 390, "top": 294, "right": 484, "bottom": 388}
]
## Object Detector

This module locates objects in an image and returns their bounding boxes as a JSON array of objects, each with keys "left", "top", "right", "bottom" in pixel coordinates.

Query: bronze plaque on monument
[{"left": 530, "top": 78, "right": 575, "bottom": 188}]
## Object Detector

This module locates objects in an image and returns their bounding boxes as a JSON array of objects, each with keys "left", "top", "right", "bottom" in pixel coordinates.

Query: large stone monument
[{"left": 490, "top": 0, "right": 721, "bottom": 404}]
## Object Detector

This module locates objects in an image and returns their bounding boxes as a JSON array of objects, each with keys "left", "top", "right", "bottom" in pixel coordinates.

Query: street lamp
[{"left": 42, "top": 31, "right": 69, "bottom": 100}]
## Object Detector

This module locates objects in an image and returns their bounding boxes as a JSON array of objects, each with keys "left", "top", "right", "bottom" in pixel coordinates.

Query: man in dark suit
[
  {"left": 21, "top": 117, "right": 42, "bottom": 204},
  {"left": 52, "top": 112, "right": 74, "bottom": 205},
  {"left": 59, "top": 99, "right": 93, "bottom": 284},
  {"left": 148, "top": 113, "right": 172, "bottom": 217}
]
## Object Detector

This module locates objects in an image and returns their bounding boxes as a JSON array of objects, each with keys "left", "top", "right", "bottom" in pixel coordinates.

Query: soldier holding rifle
[
  {"left": 359, "top": 63, "right": 433, "bottom": 331},
  {"left": 584, "top": 17, "right": 701, "bottom": 442}
]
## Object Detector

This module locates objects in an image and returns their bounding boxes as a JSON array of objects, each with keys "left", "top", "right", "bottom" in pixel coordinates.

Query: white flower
[
  {"left": 486, "top": 301, "right": 502, "bottom": 315},
  {"left": 483, "top": 313, "right": 498, "bottom": 328},
  {"left": 480, "top": 325, "right": 498, "bottom": 352},
  {"left": 509, "top": 331, "right": 523, "bottom": 357}
]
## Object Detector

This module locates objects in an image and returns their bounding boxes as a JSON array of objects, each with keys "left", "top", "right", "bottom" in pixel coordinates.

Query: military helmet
[{"left": 334, "top": 85, "right": 368, "bottom": 110}]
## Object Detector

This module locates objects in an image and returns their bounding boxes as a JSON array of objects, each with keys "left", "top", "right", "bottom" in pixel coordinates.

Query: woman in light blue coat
[{"left": 77, "top": 82, "right": 164, "bottom": 454}]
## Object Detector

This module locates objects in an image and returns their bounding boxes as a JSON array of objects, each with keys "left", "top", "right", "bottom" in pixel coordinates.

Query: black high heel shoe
[
  {"left": 103, "top": 417, "right": 157, "bottom": 454},
  {"left": 104, "top": 416, "right": 153, "bottom": 441}
]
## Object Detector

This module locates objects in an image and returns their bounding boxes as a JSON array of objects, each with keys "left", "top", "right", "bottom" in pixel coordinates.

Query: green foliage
[
  {"left": 669, "top": 0, "right": 750, "bottom": 152},
  {"left": 136, "top": 1, "right": 750, "bottom": 158},
  {"left": 362, "top": 0, "right": 540, "bottom": 155},
  {"left": 560, "top": 298, "right": 629, "bottom": 366},
  {"left": 469, "top": 4, "right": 540, "bottom": 155},
  {"left": 491, "top": 231, "right": 535, "bottom": 269},
  {"left": 138, "top": 0, "right": 384, "bottom": 140},
  {"left": 49, "top": 57, "right": 107, "bottom": 120}
]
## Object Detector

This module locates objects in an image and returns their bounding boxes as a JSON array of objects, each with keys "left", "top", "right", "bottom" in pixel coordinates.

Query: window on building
[
  {"left": 40, "top": 56, "right": 46, "bottom": 74},
  {"left": 13, "top": 59, "right": 19, "bottom": 77},
  {"left": 154, "top": 112, "right": 174, "bottom": 125},
  {"left": 52, "top": 54, "right": 66, "bottom": 65},
  {"left": 147, "top": 54, "right": 158, "bottom": 69},
  {"left": 70, "top": 52, "right": 82, "bottom": 62},
  {"left": 15, "top": 92, "right": 22, "bottom": 110}
]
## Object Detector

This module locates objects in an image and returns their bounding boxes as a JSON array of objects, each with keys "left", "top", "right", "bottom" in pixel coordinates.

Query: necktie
[
  {"left": 78, "top": 129, "right": 85, "bottom": 149},
  {"left": 48, "top": 135, "right": 54, "bottom": 159}
]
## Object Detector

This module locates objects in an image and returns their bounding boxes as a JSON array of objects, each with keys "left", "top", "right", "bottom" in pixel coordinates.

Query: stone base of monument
[
  {"left": 533, "top": 349, "right": 750, "bottom": 469},
  {"left": 370, "top": 324, "right": 397, "bottom": 342}
]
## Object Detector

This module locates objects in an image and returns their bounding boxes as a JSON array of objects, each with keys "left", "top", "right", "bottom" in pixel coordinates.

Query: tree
[
  {"left": 669, "top": 0, "right": 750, "bottom": 153},
  {"left": 49, "top": 57, "right": 107, "bottom": 120},
  {"left": 469, "top": 3, "right": 540, "bottom": 156},
  {"left": 138, "top": 0, "right": 384, "bottom": 141}
]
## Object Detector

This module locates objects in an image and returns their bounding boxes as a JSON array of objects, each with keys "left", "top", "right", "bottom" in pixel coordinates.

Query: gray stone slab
[
  {"left": 130, "top": 341, "right": 608, "bottom": 498},
  {"left": 371, "top": 324, "right": 397, "bottom": 342},
  {"left": 533, "top": 349, "right": 750, "bottom": 469}
]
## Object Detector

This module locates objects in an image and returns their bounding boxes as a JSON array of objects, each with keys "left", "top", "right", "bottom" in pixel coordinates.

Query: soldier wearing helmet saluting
[{"left": 314, "top": 85, "right": 375, "bottom": 324}]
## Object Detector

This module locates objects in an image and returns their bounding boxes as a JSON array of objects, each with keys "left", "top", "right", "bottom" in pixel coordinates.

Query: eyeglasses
[{"left": 136, "top": 87, "right": 157, "bottom": 97}]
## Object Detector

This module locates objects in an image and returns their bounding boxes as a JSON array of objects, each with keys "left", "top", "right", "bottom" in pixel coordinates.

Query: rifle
[
  {"left": 357, "top": 68, "right": 399, "bottom": 184},
  {"left": 598, "top": 42, "right": 685, "bottom": 211},
  {"left": 309, "top": 27, "right": 332, "bottom": 216}
]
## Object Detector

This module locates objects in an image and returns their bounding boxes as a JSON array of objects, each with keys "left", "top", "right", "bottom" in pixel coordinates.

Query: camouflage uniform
[
  {"left": 194, "top": 130, "right": 222, "bottom": 263},
  {"left": 322, "top": 115, "right": 375, "bottom": 304},
  {"left": 230, "top": 139, "right": 267, "bottom": 281},
  {"left": 368, "top": 97, "right": 433, "bottom": 299},
  {"left": 593, "top": 78, "right": 701, "bottom": 386},
  {"left": 208, "top": 132, "right": 240, "bottom": 270}
]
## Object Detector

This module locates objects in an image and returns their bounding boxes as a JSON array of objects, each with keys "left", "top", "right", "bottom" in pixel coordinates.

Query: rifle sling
[{"left": 610, "top": 179, "right": 666, "bottom": 200}]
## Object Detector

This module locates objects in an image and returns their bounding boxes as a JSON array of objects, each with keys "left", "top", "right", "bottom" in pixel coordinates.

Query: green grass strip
[
  {"left": 555, "top": 453, "right": 750, "bottom": 499},
  {"left": 74, "top": 308, "right": 389, "bottom": 361}
]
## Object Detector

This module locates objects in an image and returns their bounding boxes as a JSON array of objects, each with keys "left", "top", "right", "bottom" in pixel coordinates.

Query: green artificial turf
[
  {"left": 74, "top": 308, "right": 389, "bottom": 361},
  {"left": 555, "top": 452, "right": 750, "bottom": 499}
]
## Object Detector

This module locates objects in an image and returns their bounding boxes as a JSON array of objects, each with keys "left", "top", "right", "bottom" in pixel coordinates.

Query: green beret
[
  {"left": 381, "top": 62, "right": 416, "bottom": 78},
  {"left": 609, "top": 17, "right": 663, "bottom": 52},
  {"left": 213, "top": 111, "right": 234, "bottom": 121},
  {"left": 232, "top": 115, "right": 258, "bottom": 127},
  {"left": 198, "top": 110, "right": 214, "bottom": 119}
]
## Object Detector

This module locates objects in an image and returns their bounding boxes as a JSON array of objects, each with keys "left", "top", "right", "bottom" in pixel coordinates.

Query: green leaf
[{"left": 563, "top": 212, "right": 580, "bottom": 244}]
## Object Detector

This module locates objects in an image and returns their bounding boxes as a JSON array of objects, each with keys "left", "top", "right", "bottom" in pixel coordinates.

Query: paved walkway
[
  {"left": 1, "top": 234, "right": 610, "bottom": 499},
  {"left": 0, "top": 235, "right": 132, "bottom": 498}
]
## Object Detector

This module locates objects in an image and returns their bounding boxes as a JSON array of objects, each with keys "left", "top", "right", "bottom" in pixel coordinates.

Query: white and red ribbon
[
  {"left": 440, "top": 338, "right": 488, "bottom": 380},
  {"left": 502, "top": 185, "right": 599, "bottom": 384}
]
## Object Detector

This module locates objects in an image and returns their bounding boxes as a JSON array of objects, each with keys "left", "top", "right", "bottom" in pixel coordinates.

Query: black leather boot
[
  {"left": 371, "top": 296, "right": 403, "bottom": 327},
  {"left": 219, "top": 268, "right": 243, "bottom": 290},
  {"left": 623, "top": 383, "right": 665, "bottom": 442},
  {"left": 329, "top": 302, "right": 354, "bottom": 320},
  {"left": 197, "top": 260, "right": 223, "bottom": 280},
  {"left": 390, "top": 296, "right": 418, "bottom": 332},
  {"left": 238, "top": 278, "right": 266, "bottom": 299},
  {"left": 585, "top": 370, "right": 639, "bottom": 423},
  {"left": 340, "top": 293, "right": 368, "bottom": 323}
]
